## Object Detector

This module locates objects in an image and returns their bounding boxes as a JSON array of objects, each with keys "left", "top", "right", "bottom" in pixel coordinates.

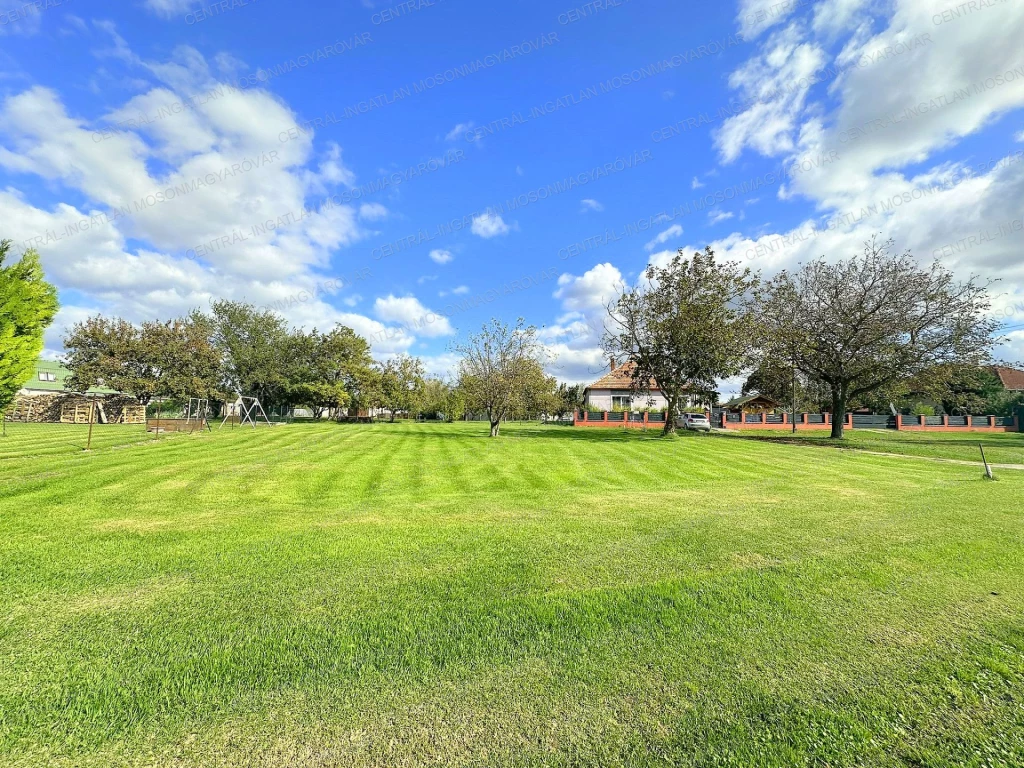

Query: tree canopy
[
  {"left": 456, "top": 319, "right": 546, "bottom": 437},
  {"left": 0, "top": 241, "right": 59, "bottom": 413},
  {"left": 605, "top": 247, "right": 759, "bottom": 433},
  {"left": 757, "top": 237, "right": 1000, "bottom": 438}
]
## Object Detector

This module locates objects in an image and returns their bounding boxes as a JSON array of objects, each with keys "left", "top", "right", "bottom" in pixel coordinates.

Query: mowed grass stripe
[{"left": 0, "top": 422, "right": 1022, "bottom": 767}]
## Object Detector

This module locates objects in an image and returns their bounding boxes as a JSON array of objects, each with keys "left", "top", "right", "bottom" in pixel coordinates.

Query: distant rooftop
[
  {"left": 992, "top": 365, "right": 1024, "bottom": 392},
  {"left": 22, "top": 360, "right": 118, "bottom": 395}
]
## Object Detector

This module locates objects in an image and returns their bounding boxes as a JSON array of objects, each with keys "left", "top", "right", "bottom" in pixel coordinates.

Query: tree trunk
[
  {"left": 830, "top": 384, "right": 848, "bottom": 439},
  {"left": 663, "top": 397, "right": 677, "bottom": 435},
  {"left": 490, "top": 420, "right": 500, "bottom": 437}
]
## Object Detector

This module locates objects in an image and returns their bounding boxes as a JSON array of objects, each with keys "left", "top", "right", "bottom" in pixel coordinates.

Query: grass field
[
  {"left": 716, "top": 427, "right": 1024, "bottom": 465},
  {"left": 1, "top": 422, "right": 1023, "bottom": 767}
]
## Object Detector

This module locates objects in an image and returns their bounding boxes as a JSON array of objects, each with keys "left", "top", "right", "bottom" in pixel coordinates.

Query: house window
[
  {"left": 38, "top": 372, "right": 57, "bottom": 382},
  {"left": 612, "top": 396, "right": 632, "bottom": 409}
]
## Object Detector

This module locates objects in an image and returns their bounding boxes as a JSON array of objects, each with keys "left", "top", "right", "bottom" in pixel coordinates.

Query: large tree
[
  {"left": 146, "top": 314, "right": 223, "bottom": 404},
  {"left": 288, "top": 325, "right": 373, "bottom": 418},
  {"left": 456, "top": 318, "right": 546, "bottom": 437},
  {"left": 63, "top": 316, "right": 156, "bottom": 402},
  {"left": 207, "top": 300, "right": 292, "bottom": 407},
  {"left": 759, "top": 237, "right": 1000, "bottom": 438},
  {"left": 378, "top": 354, "right": 425, "bottom": 422},
  {"left": 605, "top": 247, "right": 759, "bottom": 434},
  {"left": 0, "top": 242, "right": 59, "bottom": 413},
  {"left": 64, "top": 313, "right": 222, "bottom": 405}
]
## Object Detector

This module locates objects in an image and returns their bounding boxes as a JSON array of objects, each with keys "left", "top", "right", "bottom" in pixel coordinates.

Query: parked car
[{"left": 680, "top": 413, "right": 711, "bottom": 432}]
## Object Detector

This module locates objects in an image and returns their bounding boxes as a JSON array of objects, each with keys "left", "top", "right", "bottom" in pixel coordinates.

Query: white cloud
[
  {"left": 737, "top": 0, "right": 799, "bottom": 39},
  {"left": 359, "top": 202, "right": 388, "bottom": 220},
  {"left": 144, "top": 0, "right": 194, "bottom": 17},
  {"left": 343, "top": 294, "right": 362, "bottom": 307},
  {"left": 709, "top": 210, "right": 735, "bottom": 224},
  {"left": 644, "top": 224, "right": 683, "bottom": 251},
  {"left": 445, "top": 122, "right": 474, "bottom": 141},
  {"left": 715, "top": 24, "right": 826, "bottom": 163},
  {"left": 451, "top": 285, "right": 470, "bottom": 294},
  {"left": 580, "top": 198, "right": 603, "bottom": 212},
  {"left": 554, "top": 263, "right": 623, "bottom": 312},
  {"left": 0, "top": 43, "right": 408, "bottom": 357},
  {"left": 691, "top": 176, "right": 704, "bottom": 189},
  {"left": 428, "top": 248, "right": 453, "bottom": 264},
  {"left": 470, "top": 211, "right": 510, "bottom": 238},
  {"left": 373, "top": 294, "right": 454, "bottom": 337}
]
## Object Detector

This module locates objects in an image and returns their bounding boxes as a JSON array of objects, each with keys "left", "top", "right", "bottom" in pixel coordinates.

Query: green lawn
[
  {"left": 0, "top": 422, "right": 151, "bottom": 459},
  {"left": 1, "top": 422, "right": 1022, "bottom": 767},
  {"left": 716, "top": 426, "right": 1024, "bottom": 465}
]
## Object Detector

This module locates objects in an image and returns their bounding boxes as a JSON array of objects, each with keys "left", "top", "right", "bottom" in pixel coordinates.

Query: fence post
[
  {"left": 845, "top": 413, "right": 853, "bottom": 429},
  {"left": 919, "top": 415, "right": 926, "bottom": 427},
  {"left": 989, "top": 416, "right": 997, "bottom": 429},
  {"left": 942, "top": 415, "right": 949, "bottom": 428},
  {"left": 782, "top": 412, "right": 789, "bottom": 426},
  {"left": 602, "top": 411, "right": 608, "bottom": 425},
  {"left": 895, "top": 414, "right": 902, "bottom": 431},
  {"left": 85, "top": 397, "right": 95, "bottom": 451}
]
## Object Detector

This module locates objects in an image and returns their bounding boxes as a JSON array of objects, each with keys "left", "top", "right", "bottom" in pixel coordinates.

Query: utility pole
[{"left": 791, "top": 344, "right": 798, "bottom": 435}]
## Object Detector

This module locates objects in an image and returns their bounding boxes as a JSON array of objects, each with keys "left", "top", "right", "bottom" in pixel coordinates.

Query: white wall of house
[{"left": 585, "top": 388, "right": 669, "bottom": 410}]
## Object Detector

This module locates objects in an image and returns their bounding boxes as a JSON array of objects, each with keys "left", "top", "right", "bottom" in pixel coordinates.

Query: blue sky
[{"left": 2, "top": 0, "right": 1023, "bottom": 393}]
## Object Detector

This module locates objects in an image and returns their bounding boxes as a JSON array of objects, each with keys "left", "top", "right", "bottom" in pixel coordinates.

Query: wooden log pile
[{"left": 6, "top": 394, "right": 145, "bottom": 424}]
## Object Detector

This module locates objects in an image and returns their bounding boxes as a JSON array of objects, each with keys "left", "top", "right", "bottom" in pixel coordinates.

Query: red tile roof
[
  {"left": 992, "top": 365, "right": 1024, "bottom": 391},
  {"left": 586, "top": 361, "right": 660, "bottom": 391}
]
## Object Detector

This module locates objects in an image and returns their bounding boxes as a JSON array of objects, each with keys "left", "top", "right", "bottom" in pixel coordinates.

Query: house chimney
[{"left": 609, "top": 356, "right": 618, "bottom": 371}]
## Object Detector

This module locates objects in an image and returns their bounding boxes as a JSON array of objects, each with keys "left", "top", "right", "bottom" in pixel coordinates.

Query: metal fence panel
[{"left": 852, "top": 415, "right": 895, "bottom": 428}]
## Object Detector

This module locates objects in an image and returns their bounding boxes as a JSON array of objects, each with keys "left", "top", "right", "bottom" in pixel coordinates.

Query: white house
[{"left": 583, "top": 360, "right": 669, "bottom": 411}]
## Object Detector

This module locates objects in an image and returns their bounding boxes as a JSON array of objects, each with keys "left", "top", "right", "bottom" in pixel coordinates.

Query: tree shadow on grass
[{"left": 717, "top": 431, "right": 1022, "bottom": 449}]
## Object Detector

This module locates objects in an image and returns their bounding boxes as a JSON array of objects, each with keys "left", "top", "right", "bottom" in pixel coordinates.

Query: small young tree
[
  {"left": 0, "top": 242, "right": 59, "bottom": 413},
  {"left": 759, "top": 237, "right": 1000, "bottom": 438},
  {"left": 605, "top": 247, "right": 759, "bottom": 434},
  {"left": 456, "top": 319, "right": 546, "bottom": 437}
]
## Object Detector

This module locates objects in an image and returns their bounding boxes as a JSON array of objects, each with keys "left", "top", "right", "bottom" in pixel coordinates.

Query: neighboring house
[
  {"left": 991, "top": 365, "right": 1024, "bottom": 392},
  {"left": 721, "top": 393, "right": 781, "bottom": 414},
  {"left": 583, "top": 360, "right": 669, "bottom": 411},
  {"left": 18, "top": 360, "right": 116, "bottom": 396}
]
